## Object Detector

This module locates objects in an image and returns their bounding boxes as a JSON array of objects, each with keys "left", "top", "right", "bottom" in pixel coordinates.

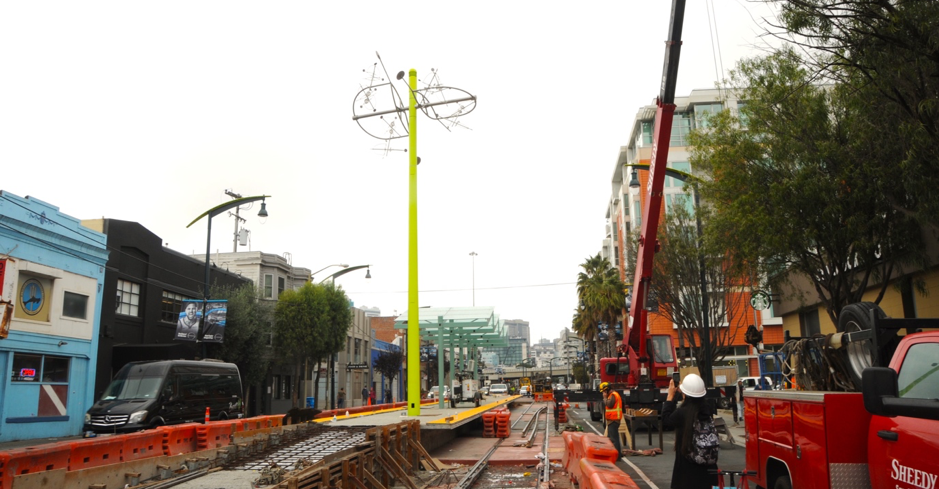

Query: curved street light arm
[
  {"left": 319, "top": 264, "right": 371, "bottom": 283},
  {"left": 187, "top": 195, "right": 271, "bottom": 228}
]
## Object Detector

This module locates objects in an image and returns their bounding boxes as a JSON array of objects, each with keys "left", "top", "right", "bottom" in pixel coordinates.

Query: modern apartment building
[{"left": 608, "top": 88, "right": 783, "bottom": 377}]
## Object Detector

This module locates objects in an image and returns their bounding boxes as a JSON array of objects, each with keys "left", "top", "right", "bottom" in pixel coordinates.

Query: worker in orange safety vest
[{"left": 601, "top": 382, "right": 623, "bottom": 454}]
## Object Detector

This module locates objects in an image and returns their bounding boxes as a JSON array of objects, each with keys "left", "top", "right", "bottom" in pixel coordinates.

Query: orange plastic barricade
[
  {"left": 160, "top": 423, "right": 200, "bottom": 456},
  {"left": 582, "top": 459, "right": 640, "bottom": 489},
  {"left": 267, "top": 415, "right": 283, "bottom": 428},
  {"left": 566, "top": 432, "right": 589, "bottom": 482},
  {"left": 196, "top": 421, "right": 235, "bottom": 450},
  {"left": 67, "top": 437, "right": 123, "bottom": 470},
  {"left": 122, "top": 430, "right": 164, "bottom": 462},
  {"left": 562, "top": 431, "right": 587, "bottom": 474},
  {"left": 0, "top": 444, "right": 70, "bottom": 489},
  {"left": 582, "top": 434, "right": 619, "bottom": 463}
]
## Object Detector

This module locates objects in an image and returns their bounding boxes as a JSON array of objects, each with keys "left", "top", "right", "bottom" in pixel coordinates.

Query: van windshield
[{"left": 102, "top": 375, "right": 163, "bottom": 400}]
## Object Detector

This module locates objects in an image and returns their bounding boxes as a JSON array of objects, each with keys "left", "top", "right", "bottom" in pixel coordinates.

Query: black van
[{"left": 84, "top": 359, "right": 243, "bottom": 434}]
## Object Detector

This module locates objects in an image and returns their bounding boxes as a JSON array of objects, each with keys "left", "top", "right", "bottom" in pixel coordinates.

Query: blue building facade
[{"left": 0, "top": 192, "right": 108, "bottom": 441}]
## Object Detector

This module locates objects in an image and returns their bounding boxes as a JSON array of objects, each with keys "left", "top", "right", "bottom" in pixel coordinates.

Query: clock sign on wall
[{"left": 20, "top": 278, "right": 44, "bottom": 316}]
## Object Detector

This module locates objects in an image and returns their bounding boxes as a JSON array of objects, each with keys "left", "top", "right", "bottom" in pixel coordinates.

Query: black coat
[{"left": 661, "top": 399, "right": 719, "bottom": 489}]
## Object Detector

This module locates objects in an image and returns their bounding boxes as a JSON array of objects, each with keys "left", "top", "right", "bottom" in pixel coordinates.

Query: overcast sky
[{"left": 0, "top": 1, "right": 778, "bottom": 342}]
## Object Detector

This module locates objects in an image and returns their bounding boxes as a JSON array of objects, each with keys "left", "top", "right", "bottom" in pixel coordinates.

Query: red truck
[{"left": 745, "top": 303, "right": 939, "bottom": 489}]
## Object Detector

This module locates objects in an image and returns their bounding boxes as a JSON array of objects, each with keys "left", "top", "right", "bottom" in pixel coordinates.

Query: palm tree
[{"left": 573, "top": 253, "right": 627, "bottom": 359}]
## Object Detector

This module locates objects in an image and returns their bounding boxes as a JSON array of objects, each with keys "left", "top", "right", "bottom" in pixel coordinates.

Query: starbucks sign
[{"left": 750, "top": 291, "right": 771, "bottom": 311}]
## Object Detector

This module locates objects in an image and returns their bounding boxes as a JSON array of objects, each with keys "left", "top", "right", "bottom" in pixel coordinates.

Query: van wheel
[
  {"left": 773, "top": 475, "right": 792, "bottom": 489},
  {"left": 590, "top": 410, "right": 602, "bottom": 422}
]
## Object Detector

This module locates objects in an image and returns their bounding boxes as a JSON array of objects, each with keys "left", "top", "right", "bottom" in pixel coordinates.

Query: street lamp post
[
  {"left": 187, "top": 195, "right": 270, "bottom": 354},
  {"left": 469, "top": 252, "right": 477, "bottom": 306},
  {"left": 629, "top": 163, "right": 713, "bottom": 387},
  {"left": 322, "top": 265, "right": 371, "bottom": 409}
]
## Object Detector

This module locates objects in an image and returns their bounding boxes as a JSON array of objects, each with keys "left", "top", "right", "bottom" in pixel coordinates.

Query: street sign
[{"left": 750, "top": 291, "right": 771, "bottom": 311}]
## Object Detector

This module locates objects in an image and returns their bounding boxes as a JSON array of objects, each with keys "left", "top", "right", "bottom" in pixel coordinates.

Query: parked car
[
  {"left": 479, "top": 386, "right": 490, "bottom": 395},
  {"left": 739, "top": 376, "right": 775, "bottom": 391},
  {"left": 519, "top": 386, "right": 530, "bottom": 397},
  {"left": 489, "top": 383, "right": 508, "bottom": 395}
]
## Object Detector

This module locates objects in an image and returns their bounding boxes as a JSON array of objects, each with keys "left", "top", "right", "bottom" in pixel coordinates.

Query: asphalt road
[{"left": 562, "top": 405, "right": 748, "bottom": 489}]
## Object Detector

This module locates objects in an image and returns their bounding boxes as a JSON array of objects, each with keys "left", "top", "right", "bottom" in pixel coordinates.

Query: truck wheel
[
  {"left": 838, "top": 302, "right": 887, "bottom": 388},
  {"left": 590, "top": 409, "right": 601, "bottom": 422},
  {"left": 772, "top": 475, "right": 792, "bottom": 489}
]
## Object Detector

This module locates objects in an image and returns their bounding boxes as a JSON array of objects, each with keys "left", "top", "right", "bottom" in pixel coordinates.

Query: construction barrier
[
  {"left": 160, "top": 423, "right": 200, "bottom": 456},
  {"left": 0, "top": 444, "right": 70, "bottom": 489},
  {"left": 580, "top": 459, "right": 640, "bottom": 489},
  {"left": 67, "top": 437, "right": 124, "bottom": 470},
  {"left": 558, "top": 403, "right": 569, "bottom": 424},
  {"left": 582, "top": 434, "right": 619, "bottom": 463},
  {"left": 196, "top": 420, "right": 235, "bottom": 450},
  {"left": 562, "top": 431, "right": 587, "bottom": 475},
  {"left": 564, "top": 431, "right": 588, "bottom": 482},
  {"left": 482, "top": 412, "right": 496, "bottom": 438},
  {"left": 122, "top": 430, "right": 165, "bottom": 462},
  {"left": 266, "top": 415, "right": 283, "bottom": 428},
  {"left": 495, "top": 408, "right": 510, "bottom": 438}
]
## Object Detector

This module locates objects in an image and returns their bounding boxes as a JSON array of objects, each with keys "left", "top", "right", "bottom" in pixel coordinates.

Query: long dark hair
[{"left": 677, "top": 396, "right": 707, "bottom": 458}]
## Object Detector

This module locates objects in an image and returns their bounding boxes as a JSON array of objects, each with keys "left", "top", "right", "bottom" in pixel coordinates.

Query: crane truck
[
  {"left": 556, "top": 0, "right": 685, "bottom": 420},
  {"left": 745, "top": 302, "right": 939, "bottom": 489}
]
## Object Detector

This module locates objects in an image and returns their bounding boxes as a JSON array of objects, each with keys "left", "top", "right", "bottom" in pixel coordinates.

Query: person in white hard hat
[{"left": 662, "top": 373, "right": 719, "bottom": 489}]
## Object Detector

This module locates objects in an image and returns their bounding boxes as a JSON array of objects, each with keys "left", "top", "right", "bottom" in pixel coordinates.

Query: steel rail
[
  {"left": 511, "top": 401, "right": 535, "bottom": 429},
  {"left": 455, "top": 439, "right": 502, "bottom": 489}
]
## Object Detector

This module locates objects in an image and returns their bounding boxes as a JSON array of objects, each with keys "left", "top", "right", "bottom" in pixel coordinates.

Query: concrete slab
[{"left": 317, "top": 395, "right": 521, "bottom": 430}]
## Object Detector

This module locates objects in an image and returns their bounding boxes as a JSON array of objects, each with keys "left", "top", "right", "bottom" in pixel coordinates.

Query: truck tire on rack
[{"left": 838, "top": 302, "right": 887, "bottom": 388}]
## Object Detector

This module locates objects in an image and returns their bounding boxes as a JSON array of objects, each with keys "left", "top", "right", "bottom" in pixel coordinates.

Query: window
[
  {"left": 665, "top": 193, "right": 694, "bottom": 215},
  {"left": 736, "top": 101, "right": 749, "bottom": 128},
  {"left": 161, "top": 291, "right": 194, "bottom": 323},
  {"left": 897, "top": 343, "right": 939, "bottom": 399},
  {"left": 641, "top": 121, "right": 653, "bottom": 145},
  {"left": 650, "top": 335, "right": 675, "bottom": 363},
  {"left": 800, "top": 309, "right": 821, "bottom": 337},
  {"left": 614, "top": 246, "right": 620, "bottom": 267},
  {"left": 62, "top": 292, "right": 88, "bottom": 319},
  {"left": 278, "top": 277, "right": 285, "bottom": 298},
  {"left": 12, "top": 353, "right": 69, "bottom": 383},
  {"left": 284, "top": 375, "right": 291, "bottom": 399},
  {"left": 693, "top": 103, "right": 723, "bottom": 129},
  {"left": 354, "top": 338, "right": 361, "bottom": 363},
  {"left": 633, "top": 200, "right": 642, "bottom": 228},
  {"left": 669, "top": 112, "right": 693, "bottom": 146},
  {"left": 263, "top": 275, "right": 273, "bottom": 299},
  {"left": 116, "top": 279, "right": 141, "bottom": 317},
  {"left": 273, "top": 375, "right": 281, "bottom": 399}
]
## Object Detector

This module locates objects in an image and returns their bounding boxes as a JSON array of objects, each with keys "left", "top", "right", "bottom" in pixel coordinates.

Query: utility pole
[{"left": 225, "top": 189, "right": 245, "bottom": 252}]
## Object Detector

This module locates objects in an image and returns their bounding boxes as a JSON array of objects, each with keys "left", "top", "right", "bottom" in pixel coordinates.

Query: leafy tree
[
  {"left": 273, "top": 282, "right": 353, "bottom": 407},
  {"left": 689, "top": 48, "right": 926, "bottom": 326},
  {"left": 635, "top": 201, "right": 748, "bottom": 383},
  {"left": 764, "top": 1, "right": 939, "bottom": 230},
  {"left": 206, "top": 282, "right": 274, "bottom": 415},
  {"left": 573, "top": 253, "right": 627, "bottom": 358},
  {"left": 373, "top": 348, "right": 403, "bottom": 402}
]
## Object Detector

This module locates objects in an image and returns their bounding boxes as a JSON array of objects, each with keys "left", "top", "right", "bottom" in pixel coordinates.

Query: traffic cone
[
  {"left": 368, "top": 398, "right": 371, "bottom": 406},
  {"left": 204, "top": 407, "right": 210, "bottom": 423}
]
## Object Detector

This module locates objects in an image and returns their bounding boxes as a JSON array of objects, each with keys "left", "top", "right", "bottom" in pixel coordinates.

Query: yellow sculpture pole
[{"left": 407, "top": 69, "right": 420, "bottom": 416}]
